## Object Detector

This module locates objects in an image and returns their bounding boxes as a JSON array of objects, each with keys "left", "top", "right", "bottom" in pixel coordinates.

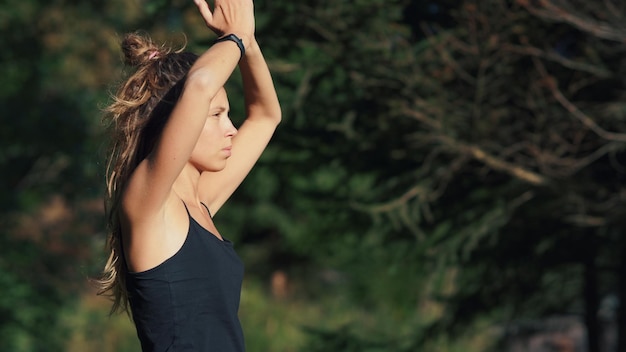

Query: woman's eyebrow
[{"left": 210, "top": 106, "right": 228, "bottom": 113}]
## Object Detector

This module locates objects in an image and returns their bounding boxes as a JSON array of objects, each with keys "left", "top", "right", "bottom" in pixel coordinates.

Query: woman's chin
[{"left": 202, "top": 162, "right": 228, "bottom": 173}]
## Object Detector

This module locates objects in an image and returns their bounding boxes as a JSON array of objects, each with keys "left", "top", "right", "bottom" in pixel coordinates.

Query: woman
[{"left": 96, "top": 0, "right": 280, "bottom": 350}]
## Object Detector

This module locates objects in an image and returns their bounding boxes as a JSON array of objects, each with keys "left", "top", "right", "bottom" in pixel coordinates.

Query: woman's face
[{"left": 190, "top": 87, "right": 237, "bottom": 172}]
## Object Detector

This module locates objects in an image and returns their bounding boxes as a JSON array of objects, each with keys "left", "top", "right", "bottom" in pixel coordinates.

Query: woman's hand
[{"left": 194, "top": 0, "right": 255, "bottom": 48}]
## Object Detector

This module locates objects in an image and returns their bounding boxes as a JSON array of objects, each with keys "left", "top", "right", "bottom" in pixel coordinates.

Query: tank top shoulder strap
[
  {"left": 182, "top": 200, "right": 191, "bottom": 216},
  {"left": 200, "top": 202, "right": 212, "bottom": 219},
  {"left": 181, "top": 200, "right": 212, "bottom": 221}
]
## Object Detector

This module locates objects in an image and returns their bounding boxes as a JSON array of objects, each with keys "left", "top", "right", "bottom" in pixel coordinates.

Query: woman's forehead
[{"left": 210, "top": 87, "right": 230, "bottom": 109}]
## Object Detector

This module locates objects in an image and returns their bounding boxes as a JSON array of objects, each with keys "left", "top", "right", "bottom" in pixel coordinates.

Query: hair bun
[{"left": 121, "top": 32, "right": 162, "bottom": 67}]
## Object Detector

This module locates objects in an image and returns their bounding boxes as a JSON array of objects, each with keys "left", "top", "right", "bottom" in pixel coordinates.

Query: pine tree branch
[
  {"left": 501, "top": 43, "right": 612, "bottom": 78},
  {"left": 438, "top": 136, "right": 549, "bottom": 186},
  {"left": 520, "top": 0, "right": 626, "bottom": 43},
  {"left": 533, "top": 58, "right": 626, "bottom": 143}
]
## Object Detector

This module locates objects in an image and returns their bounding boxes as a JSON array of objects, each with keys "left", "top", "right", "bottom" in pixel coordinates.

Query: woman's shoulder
[{"left": 121, "top": 191, "right": 190, "bottom": 273}]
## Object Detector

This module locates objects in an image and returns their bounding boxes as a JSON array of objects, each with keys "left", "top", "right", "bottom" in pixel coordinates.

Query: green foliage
[
  {"left": 1, "top": 0, "right": 125, "bottom": 350},
  {"left": 0, "top": 227, "right": 68, "bottom": 351},
  {"left": 301, "top": 326, "right": 400, "bottom": 352},
  {"left": 3, "top": 0, "right": 626, "bottom": 350},
  {"left": 234, "top": 0, "right": 626, "bottom": 349}
]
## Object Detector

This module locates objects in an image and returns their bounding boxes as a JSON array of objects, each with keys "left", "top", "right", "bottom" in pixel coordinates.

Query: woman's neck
[{"left": 172, "top": 163, "right": 202, "bottom": 204}]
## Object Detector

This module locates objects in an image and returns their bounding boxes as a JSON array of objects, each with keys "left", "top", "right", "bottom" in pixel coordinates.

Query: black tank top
[{"left": 126, "top": 203, "right": 245, "bottom": 352}]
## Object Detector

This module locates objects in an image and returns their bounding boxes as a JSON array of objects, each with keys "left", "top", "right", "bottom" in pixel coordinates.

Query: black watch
[{"left": 214, "top": 34, "right": 245, "bottom": 60}]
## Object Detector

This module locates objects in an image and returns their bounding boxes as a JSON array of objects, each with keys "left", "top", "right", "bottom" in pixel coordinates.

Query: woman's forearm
[{"left": 239, "top": 39, "right": 282, "bottom": 123}]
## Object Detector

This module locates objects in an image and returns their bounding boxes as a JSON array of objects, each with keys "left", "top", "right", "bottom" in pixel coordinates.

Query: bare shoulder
[{"left": 121, "top": 170, "right": 189, "bottom": 273}]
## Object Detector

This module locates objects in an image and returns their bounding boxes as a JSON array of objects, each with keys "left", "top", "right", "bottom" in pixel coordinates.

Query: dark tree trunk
[
  {"left": 617, "top": 243, "right": 626, "bottom": 352},
  {"left": 584, "top": 250, "right": 600, "bottom": 352}
]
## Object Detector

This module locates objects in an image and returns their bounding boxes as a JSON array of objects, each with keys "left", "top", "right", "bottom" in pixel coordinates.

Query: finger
[{"left": 194, "top": 0, "right": 213, "bottom": 25}]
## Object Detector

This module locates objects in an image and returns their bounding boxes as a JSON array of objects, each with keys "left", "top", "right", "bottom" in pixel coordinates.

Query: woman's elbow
[
  {"left": 272, "top": 107, "right": 282, "bottom": 124},
  {"left": 185, "top": 70, "right": 220, "bottom": 98}
]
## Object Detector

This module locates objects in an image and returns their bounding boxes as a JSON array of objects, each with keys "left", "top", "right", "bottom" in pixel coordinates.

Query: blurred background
[{"left": 1, "top": 0, "right": 626, "bottom": 351}]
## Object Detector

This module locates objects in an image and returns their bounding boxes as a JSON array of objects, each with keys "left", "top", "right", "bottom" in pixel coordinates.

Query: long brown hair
[{"left": 96, "top": 32, "right": 198, "bottom": 314}]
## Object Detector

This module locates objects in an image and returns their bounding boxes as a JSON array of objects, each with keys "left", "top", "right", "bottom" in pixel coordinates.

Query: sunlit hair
[{"left": 96, "top": 31, "right": 198, "bottom": 314}]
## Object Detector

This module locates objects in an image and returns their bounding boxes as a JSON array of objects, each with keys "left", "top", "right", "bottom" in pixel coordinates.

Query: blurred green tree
[
  {"left": 3, "top": 0, "right": 626, "bottom": 351},
  {"left": 214, "top": 0, "right": 626, "bottom": 351},
  {"left": 0, "top": 0, "right": 167, "bottom": 349}
]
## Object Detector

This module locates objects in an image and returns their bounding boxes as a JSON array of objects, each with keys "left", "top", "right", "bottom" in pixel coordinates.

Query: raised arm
[
  {"left": 123, "top": 0, "right": 255, "bottom": 219},
  {"left": 199, "top": 38, "right": 282, "bottom": 214}
]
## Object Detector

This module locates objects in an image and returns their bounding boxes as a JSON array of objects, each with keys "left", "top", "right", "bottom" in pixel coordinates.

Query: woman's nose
[{"left": 225, "top": 120, "right": 238, "bottom": 137}]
